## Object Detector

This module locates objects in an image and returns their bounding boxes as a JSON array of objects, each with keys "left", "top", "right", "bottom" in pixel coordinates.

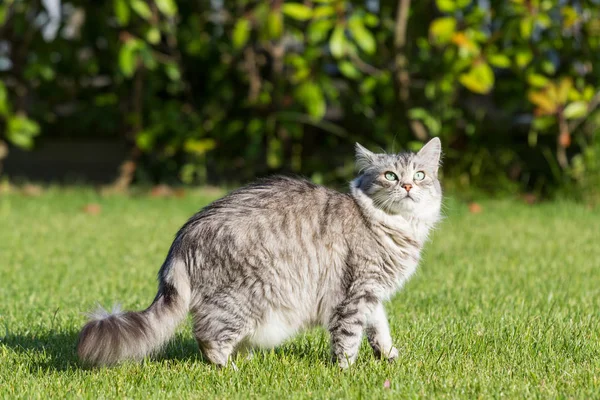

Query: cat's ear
[
  {"left": 417, "top": 137, "right": 442, "bottom": 172},
  {"left": 355, "top": 143, "right": 375, "bottom": 171}
]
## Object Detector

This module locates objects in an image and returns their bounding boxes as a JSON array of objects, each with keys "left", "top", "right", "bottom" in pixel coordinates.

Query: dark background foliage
[{"left": 1, "top": 0, "right": 599, "bottom": 200}]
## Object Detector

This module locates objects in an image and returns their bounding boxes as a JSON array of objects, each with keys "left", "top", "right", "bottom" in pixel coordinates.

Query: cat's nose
[{"left": 402, "top": 183, "right": 412, "bottom": 192}]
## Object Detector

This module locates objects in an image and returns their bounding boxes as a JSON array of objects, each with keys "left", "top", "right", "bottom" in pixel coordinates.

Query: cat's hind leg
[{"left": 191, "top": 295, "right": 253, "bottom": 368}]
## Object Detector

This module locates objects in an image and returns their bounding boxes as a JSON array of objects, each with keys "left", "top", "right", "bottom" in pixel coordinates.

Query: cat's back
[
  {"left": 205, "top": 176, "right": 353, "bottom": 215},
  {"left": 179, "top": 176, "right": 363, "bottom": 244}
]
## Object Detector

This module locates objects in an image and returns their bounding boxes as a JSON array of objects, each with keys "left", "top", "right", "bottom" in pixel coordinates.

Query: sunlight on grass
[{"left": 0, "top": 191, "right": 598, "bottom": 398}]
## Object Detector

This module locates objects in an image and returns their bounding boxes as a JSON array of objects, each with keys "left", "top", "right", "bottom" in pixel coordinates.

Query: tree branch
[
  {"left": 244, "top": 47, "right": 262, "bottom": 102},
  {"left": 394, "top": 0, "right": 428, "bottom": 142}
]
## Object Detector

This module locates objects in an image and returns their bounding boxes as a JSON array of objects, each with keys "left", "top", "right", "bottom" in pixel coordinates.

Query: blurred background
[{"left": 0, "top": 0, "right": 599, "bottom": 202}]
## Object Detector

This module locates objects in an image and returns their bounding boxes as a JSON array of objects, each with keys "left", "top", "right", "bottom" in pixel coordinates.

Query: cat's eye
[
  {"left": 414, "top": 171, "right": 426, "bottom": 181},
  {"left": 384, "top": 171, "right": 398, "bottom": 181}
]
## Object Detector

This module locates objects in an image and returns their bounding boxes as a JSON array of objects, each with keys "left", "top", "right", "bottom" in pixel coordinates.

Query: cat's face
[{"left": 354, "top": 138, "right": 442, "bottom": 221}]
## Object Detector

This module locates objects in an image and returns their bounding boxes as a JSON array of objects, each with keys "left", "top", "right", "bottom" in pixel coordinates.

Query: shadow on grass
[
  {"left": 1, "top": 329, "right": 332, "bottom": 373},
  {"left": 1, "top": 330, "right": 81, "bottom": 372},
  {"left": 0, "top": 330, "right": 203, "bottom": 372}
]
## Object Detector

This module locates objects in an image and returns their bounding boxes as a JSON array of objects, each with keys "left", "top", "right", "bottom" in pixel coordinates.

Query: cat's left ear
[
  {"left": 417, "top": 137, "right": 442, "bottom": 173},
  {"left": 355, "top": 143, "right": 375, "bottom": 171}
]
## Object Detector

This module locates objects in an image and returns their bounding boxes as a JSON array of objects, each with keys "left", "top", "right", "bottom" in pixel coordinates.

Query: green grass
[{"left": 1, "top": 188, "right": 599, "bottom": 399}]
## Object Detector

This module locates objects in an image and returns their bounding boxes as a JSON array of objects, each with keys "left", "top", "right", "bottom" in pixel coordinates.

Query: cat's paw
[
  {"left": 337, "top": 358, "right": 352, "bottom": 369},
  {"left": 335, "top": 354, "right": 357, "bottom": 369},
  {"left": 386, "top": 346, "right": 399, "bottom": 362},
  {"left": 372, "top": 346, "right": 398, "bottom": 361}
]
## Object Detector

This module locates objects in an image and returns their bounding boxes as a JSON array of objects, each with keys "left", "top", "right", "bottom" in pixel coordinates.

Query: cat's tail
[{"left": 77, "top": 258, "right": 191, "bottom": 366}]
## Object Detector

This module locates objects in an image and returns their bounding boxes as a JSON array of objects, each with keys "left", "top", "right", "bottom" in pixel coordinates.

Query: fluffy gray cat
[{"left": 78, "top": 138, "right": 443, "bottom": 369}]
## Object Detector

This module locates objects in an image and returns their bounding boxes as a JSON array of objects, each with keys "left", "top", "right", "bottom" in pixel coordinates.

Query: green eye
[
  {"left": 384, "top": 171, "right": 398, "bottom": 181},
  {"left": 414, "top": 171, "right": 425, "bottom": 181}
]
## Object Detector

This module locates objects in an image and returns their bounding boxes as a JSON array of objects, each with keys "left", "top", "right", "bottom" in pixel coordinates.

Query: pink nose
[{"left": 402, "top": 183, "right": 412, "bottom": 192}]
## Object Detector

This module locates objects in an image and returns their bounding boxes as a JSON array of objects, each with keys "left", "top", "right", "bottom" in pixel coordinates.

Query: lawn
[{"left": 0, "top": 188, "right": 599, "bottom": 399}]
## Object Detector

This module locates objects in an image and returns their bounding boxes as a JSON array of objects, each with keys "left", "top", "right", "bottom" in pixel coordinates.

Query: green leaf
[
  {"left": 527, "top": 73, "right": 549, "bottom": 88},
  {"left": 139, "top": 46, "right": 157, "bottom": 70},
  {"left": 308, "top": 19, "right": 334, "bottom": 43},
  {"left": 583, "top": 86, "right": 595, "bottom": 102},
  {"left": 0, "top": 81, "right": 10, "bottom": 116},
  {"left": 364, "top": 13, "right": 379, "bottom": 27},
  {"left": 287, "top": 54, "right": 310, "bottom": 82},
  {"left": 232, "top": 18, "right": 251, "bottom": 49},
  {"left": 488, "top": 53, "right": 511, "bottom": 68},
  {"left": 146, "top": 27, "right": 161, "bottom": 44},
  {"left": 0, "top": 5, "right": 8, "bottom": 26},
  {"left": 338, "top": 61, "right": 361, "bottom": 80},
  {"left": 348, "top": 17, "right": 376, "bottom": 55},
  {"left": 360, "top": 76, "right": 378, "bottom": 94},
  {"left": 267, "top": 138, "right": 283, "bottom": 169},
  {"left": 459, "top": 62, "right": 495, "bottom": 94},
  {"left": 313, "top": 5, "right": 335, "bottom": 19},
  {"left": 267, "top": 11, "right": 283, "bottom": 39},
  {"left": 536, "top": 13, "right": 551, "bottom": 28},
  {"left": 131, "top": 0, "right": 152, "bottom": 20},
  {"left": 119, "top": 40, "right": 141, "bottom": 77},
  {"left": 541, "top": 60, "right": 556, "bottom": 75},
  {"left": 6, "top": 115, "right": 40, "bottom": 149},
  {"left": 165, "top": 62, "right": 181, "bottom": 81},
  {"left": 329, "top": 25, "right": 346, "bottom": 58},
  {"left": 436, "top": 0, "right": 456, "bottom": 13},
  {"left": 135, "top": 130, "right": 155, "bottom": 151},
  {"left": 296, "top": 81, "right": 326, "bottom": 119},
  {"left": 520, "top": 17, "right": 534, "bottom": 39},
  {"left": 282, "top": 3, "right": 313, "bottom": 21},
  {"left": 184, "top": 138, "right": 216, "bottom": 155},
  {"left": 429, "top": 17, "right": 456, "bottom": 44},
  {"left": 515, "top": 49, "right": 533, "bottom": 68},
  {"left": 155, "top": 0, "right": 177, "bottom": 17},
  {"left": 113, "top": 0, "right": 130, "bottom": 26},
  {"left": 532, "top": 115, "right": 555, "bottom": 131},
  {"left": 563, "top": 101, "right": 588, "bottom": 120},
  {"left": 436, "top": 0, "right": 472, "bottom": 12}
]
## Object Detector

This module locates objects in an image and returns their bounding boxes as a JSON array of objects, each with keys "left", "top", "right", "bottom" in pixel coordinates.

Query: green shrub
[{"left": 0, "top": 0, "right": 599, "bottom": 196}]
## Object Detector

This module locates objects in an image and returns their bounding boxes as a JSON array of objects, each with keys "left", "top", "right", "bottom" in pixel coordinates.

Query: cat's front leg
[
  {"left": 329, "top": 292, "right": 379, "bottom": 369},
  {"left": 366, "top": 302, "right": 398, "bottom": 362}
]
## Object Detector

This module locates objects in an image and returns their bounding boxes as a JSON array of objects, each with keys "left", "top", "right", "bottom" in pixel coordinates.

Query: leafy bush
[{"left": 0, "top": 0, "right": 599, "bottom": 196}]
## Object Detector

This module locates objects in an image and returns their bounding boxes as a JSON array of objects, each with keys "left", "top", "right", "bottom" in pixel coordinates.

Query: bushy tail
[{"left": 77, "top": 259, "right": 190, "bottom": 366}]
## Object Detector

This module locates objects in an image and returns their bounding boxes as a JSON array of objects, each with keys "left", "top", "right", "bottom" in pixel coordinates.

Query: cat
[{"left": 77, "top": 138, "right": 443, "bottom": 369}]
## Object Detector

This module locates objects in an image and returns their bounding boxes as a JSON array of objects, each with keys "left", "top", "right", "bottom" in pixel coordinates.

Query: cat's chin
[
  {"left": 385, "top": 198, "right": 440, "bottom": 222},
  {"left": 378, "top": 198, "right": 417, "bottom": 217}
]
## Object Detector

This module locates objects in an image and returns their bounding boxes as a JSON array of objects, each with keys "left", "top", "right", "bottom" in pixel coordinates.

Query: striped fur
[{"left": 77, "top": 138, "right": 442, "bottom": 368}]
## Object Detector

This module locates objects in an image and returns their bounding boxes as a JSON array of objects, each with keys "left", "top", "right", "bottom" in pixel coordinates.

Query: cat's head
[{"left": 352, "top": 138, "right": 442, "bottom": 221}]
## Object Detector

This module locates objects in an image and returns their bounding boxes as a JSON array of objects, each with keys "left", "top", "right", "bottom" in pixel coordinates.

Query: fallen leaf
[
  {"left": 173, "top": 188, "right": 186, "bottom": 198},
  {"left": 22, "top": 184, "right": 43, "bottom": 197},
  {"left": 150, "top": 184, "right": 173, "bottom": 198},
  {"left": 468, "top": 202, "right": 483, "bottom": 214},
  {"left": 522, "top": 193, "right": 538, "bottom": 204},
  {"left": 82, "top": 203, "right": 102, "bottom": 215},
  {"left": 383, "top": 379, "right": 391, "bottom": 389}
]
